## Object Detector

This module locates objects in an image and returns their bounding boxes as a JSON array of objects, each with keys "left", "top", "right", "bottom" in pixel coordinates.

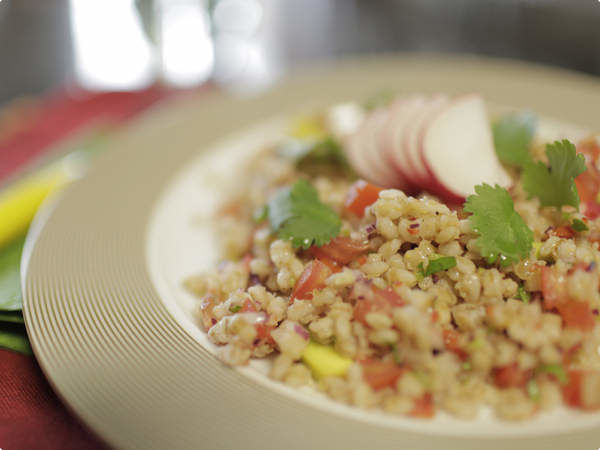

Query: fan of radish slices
[{"left": 339, "top": 94, "right": 512, "bottom": 205}]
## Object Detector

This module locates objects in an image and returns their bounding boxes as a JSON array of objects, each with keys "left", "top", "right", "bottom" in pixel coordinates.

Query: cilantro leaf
[
  {"left": 536, "top": 364, "right": 568, "bottom": 384},
  {"left": 492, "top": 111, "right": 536, "bottom": 168},
  {"left": 252, "top": 204, "right": 269, "bottom": 223},
  {"left": 268, "top": 179, "right": 341, "bottom": 249},
  {"left": 527, "top": 379, "right": 541, "bottom": 402},
  {"left": 464, "top": 184, "right": 534, "bottom": 267},
  {"left": 229, "top": 305, "right": 242, "bottom": 313},
  {"left": 522, "top": 140, "right": 586, "bottom": 210},
  {"left": 517, "top": 284, "right": 530, "bottom": 304},
  {"left": 571, "top": 218, "right": 589, "bottom": 232},
  {"left": 418, "top": 256, "right": 457, "bottom": 277}
]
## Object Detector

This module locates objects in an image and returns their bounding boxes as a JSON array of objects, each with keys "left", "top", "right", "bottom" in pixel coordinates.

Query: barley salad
[{"left": 185, "top": 93, "right": 600, "bottom": 421}]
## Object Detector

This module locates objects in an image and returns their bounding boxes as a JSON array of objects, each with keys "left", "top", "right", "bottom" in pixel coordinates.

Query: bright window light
[{"left": 69, "top": 0, "right": 155, "bottom": 90}]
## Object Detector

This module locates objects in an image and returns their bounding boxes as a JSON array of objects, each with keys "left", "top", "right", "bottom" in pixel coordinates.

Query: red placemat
[
  {"left": 0, "top": 349, "right": 108, "bottom": 449},
  {"left": 0, "top": 84, "right": 182, "bottom": 449},
  {"left": 0, "top": 85, "right": 170, "bottom": 185}
]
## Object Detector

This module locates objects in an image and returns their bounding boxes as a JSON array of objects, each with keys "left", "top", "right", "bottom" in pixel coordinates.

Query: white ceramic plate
[{"left": 23, "top": 54, "right": 600, "bottom": 450}]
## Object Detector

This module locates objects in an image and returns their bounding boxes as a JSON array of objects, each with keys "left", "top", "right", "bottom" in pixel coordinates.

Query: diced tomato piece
[
  {"left": 317, "top": 256, "right": 342, "bottom": 273},
  {"left": 442, "top": 329, "right": 468, "bottom": 361},
  {"left": 493, "top": 363, "right": 532, "bottom": 389},
  {"left": 291, "top": 260, "right": 332, "bottom": 302},
  {"left": 557, "top": 300, "right": 595, "bottom": 331},
  {"left": 242, "top": 253, "right": 253, "bottom": 270},
  {"left": 550, "top": 226, "right": 575, "bottom": 239},
  {"left": 563, "top": 343, "right": 582, "bottom": 367},
  {"left": 430, "top": 310, "right": 439, "bottom": 323},
  {"left": 540, "top": 266, "right": 568, "bottom": 311},
  {"left": 241, "top": 298, "right": 257, "bottom": 313},
  {"left": 353, "top": 285, "right": 405, "bottom": 326},
  {"left": 256, "top": 323, "right": 276, "bottom": 346},
  {"left": 345, "top": 180, "right": 383, "bottom": 217},
  {"left": 541, "top": 266, "right": 595, "bottom": 330},
  {"left": 353, "top": 298, "right": 374, "bottom": 325},
  {"left": 583, "top": 201, "right": 600, "bottom": 221},
  {"left": 410, "top": 393, "right": 435, "bottom": 418},
  {"left": 575, "top": 139, "right": 600, "bottom": 219},
  {"left": 360, "top": 359, "right": 407, "bottom": 390},
  {"left": 562, "top": 370, "right": 600, "bottom": 410},
  {"left": 310, "top": 236, "right": 369, "bottom": 265},
  {"left": 562, "top": 370, "right": 583, "bottom": 408}
]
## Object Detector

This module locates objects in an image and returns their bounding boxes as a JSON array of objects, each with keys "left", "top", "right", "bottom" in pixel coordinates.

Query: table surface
[{"left": 0, "top": 85, "right": 174, "bottom": 449}]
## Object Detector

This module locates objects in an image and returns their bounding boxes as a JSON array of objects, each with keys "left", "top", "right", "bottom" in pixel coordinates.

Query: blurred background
[{"left": 1, "top": 0, "right": 600, "bottom": 103}]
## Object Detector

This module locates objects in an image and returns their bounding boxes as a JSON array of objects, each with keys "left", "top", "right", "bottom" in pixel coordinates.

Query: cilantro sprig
[
  {"left": 417, "top": 256, "right": 457, "bottom": 278},
  {"left": 493, "top": 113, "right": 587, "bottom": 212},
  {"left": 268, "top": 179, "right": 341, "bottom": 249},
  {"left": 493, "top": 111, "right": 537, "bottom": 169},
  {"left": 572, "top": 218, "right": 589, "bottom": 232},
  {"left": 522, "top": 140, "right": 586, "bottom": 210},
  {"left": 536, "top": 364, "right": 568, "bottom": 384},
  {"left": 517, "top": 284, "right": 530, "bottom": 304},
  {"left": 464, "top": 184, "right": 534, "bottom": 267}
]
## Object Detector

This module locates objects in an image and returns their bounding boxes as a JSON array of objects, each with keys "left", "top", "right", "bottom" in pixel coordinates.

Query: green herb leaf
[
  {"left": 571, "top": 218, "right": 589, "bottom": 232},
  {"left": 268, "top": 179, "right": 342, "bottom": 249},
  {"left": 0, "top": 323, "right": 31, "bottom": 355},
  {"left": 415, "top": 264, "right": 425, "bottom": 282},
  {"left": 412, "top": 370, "right": 433, "bottom": 389},
  {"left": 522, "top": 140, "right": 586, "bottom": 210},
  {"left": 518, "top": 284, "right": 530, "bottom": 304},
  {"left": 229, "top": 305, "right": 242, "bottom": 313},
  {"left": 419, "top": 256, "right": 457, "bottom": 277},
  {"left": 492, "top": 111, "right": 537, "bottom": 168},
  {"left": 536, "top": 364, "right": 568, "bottom": 384},
  {"left": 0, "top": 236, "right": 26, "bottom": 311},
  {"left": 252, "top": 204, "right": 269, "bottom": 223},
  {"left": 464, "top": 184, "right": 534, "bottom": 267},
  {"left": 390, "top": 343, "right": 403, "bottom": 365},
  {"left": 527, "top": 378, "right": 541, "bottom": 402}
]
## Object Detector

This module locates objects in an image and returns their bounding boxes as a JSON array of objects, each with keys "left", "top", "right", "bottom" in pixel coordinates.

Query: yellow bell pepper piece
[
  {"left": 0, "top": 164, "right": 69, "bottom": 249},
  {"left": 289, "top": 116, "right": 326, "bottom": 140},
  {"left": 532, "top": 241, "right": 542, "bottom": 259},
  {"left": 302, "top": 340, "right": 352, "bottom": 379}
]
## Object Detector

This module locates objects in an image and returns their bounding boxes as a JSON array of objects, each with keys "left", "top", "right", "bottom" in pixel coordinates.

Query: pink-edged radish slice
[
  {"left": 344, "top": 124, "right": 373, "bottom": 182},
  {"left": 381, "top": 95, "right": 427, "bottom": 192},
  {"left": 361, "top": 108, "right": 404, "bottom": 187},
  {"left": 420, "top": 94, "right": 512, "bottom": 203},
  {"left": 344, "top": 112, "right": 393, "bottom": 185},
  {"left": 403, "top": 95, "right": 448, "bottom": 187}
]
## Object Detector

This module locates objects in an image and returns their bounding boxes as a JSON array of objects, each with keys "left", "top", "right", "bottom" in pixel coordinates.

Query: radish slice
[
  {"left": 381, "top": 95, "right": 426, "bottom": 192},
  {"left": 344, "top": 125, "right": 373, "bottom": 182},
  {"left": 420, "top": 94, "right": 512, "bottom": 202},
  {"left": 403, "top": 95, "right": 448, "bottom": 187},
  {"left": 360, "top": 109, "right": 401, "bottom": 187}
]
